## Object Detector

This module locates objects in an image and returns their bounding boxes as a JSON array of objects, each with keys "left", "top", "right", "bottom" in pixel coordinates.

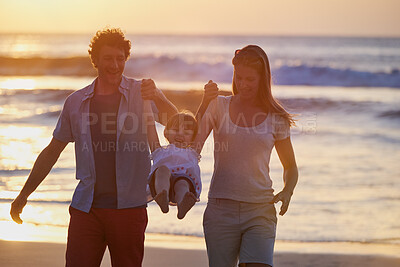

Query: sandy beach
[{"left": 1, "top": 234, "right": 399, "bottom": 267}]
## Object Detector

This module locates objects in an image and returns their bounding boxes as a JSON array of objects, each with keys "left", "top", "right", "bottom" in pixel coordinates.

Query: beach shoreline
[
  {"left": 1, "top": 235, "right": 399, "bottom": 267},
  {"left": 145, "top": 233, "right": 400, "bottom": 257}
]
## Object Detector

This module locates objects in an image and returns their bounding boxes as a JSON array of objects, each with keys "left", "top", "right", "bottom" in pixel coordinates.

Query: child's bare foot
[
  {"left": 155, "top": 190, "right": 169, "bottom": 213},
  {"left": 177, "top": 192, "right": 196, "bottom": 219}
]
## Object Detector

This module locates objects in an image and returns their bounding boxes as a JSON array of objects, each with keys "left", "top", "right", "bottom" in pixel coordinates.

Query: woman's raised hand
[{"left": 203, "top": 80, "right": 219, "bottom": 103}]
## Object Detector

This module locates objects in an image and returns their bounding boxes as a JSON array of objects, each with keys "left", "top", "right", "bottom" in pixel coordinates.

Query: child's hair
[{"left": 165, "top": 111, "right": 198, "bottom": 141}]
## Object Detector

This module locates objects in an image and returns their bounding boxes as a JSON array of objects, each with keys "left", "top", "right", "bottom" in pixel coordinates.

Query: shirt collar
[{"left": 82, "top": 75, "right": 129, "bottom": 102}]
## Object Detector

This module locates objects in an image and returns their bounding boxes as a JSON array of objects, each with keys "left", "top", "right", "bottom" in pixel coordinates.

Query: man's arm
[
  {"left": 10, "top": 138, "right": 68, "bottom": 224},
  {"left": 141, "top": 79, "right": 178, "bottom": 125},
  {"left": 143, "top": 100, "right": 161, "bottom": 153}
]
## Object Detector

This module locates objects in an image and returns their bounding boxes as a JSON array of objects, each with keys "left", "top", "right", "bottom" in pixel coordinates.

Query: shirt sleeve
[
  {"left": 272, "top": 114, "right": 290, "bottom": 141},
  {"left": 53, "top": 97, "right": 74, "bottom": 143}
]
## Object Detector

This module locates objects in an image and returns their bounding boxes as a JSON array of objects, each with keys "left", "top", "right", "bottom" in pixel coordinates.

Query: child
[{"left": 143, "top": 100, "right": 201, "bottom": 219}]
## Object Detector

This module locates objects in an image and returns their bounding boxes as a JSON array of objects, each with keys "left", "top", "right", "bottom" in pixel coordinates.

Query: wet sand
[{"left": 1, "top": 235, "right": 399, "bottom": 267}]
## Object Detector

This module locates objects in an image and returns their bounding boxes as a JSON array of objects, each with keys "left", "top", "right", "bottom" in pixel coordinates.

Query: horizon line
[{"left": 0, "top": 31, "right": 399, "bottom": 39}]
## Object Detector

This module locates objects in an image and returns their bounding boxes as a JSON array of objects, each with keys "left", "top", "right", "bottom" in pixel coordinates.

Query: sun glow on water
[
  {"left": 0, "top": 203, "right": 69, "bottom": 243},
  {"left": 0, "top": 78, "right": 36, "bottom": 90},
  {"left": 0, "top": 126, "right": 49, "bottom": 170},
  {"left": 0, "top": 221, "right": 42, "bottom": 242},
  {"left": 0, "top": 220, "right": 66, "bottom": 243},
  {"left": 0, "top": 76, "right": 93, "bottom": 91}
]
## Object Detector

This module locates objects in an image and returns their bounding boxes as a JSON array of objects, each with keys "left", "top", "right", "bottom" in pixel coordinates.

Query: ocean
[{"left": 0, "top": 34, "right": 399, "bottom": 246}]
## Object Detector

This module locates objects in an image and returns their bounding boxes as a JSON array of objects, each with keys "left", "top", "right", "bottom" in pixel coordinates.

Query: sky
[{"left": 0, "top": 0, "right": 399, "bottom": 37}]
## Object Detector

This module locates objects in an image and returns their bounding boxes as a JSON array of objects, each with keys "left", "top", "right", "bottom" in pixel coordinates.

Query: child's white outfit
[{"left": 146, "top": 144, "right": 201, "bottom": 203}]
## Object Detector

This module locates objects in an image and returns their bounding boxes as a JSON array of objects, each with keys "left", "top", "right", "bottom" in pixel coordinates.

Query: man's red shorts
[{"left": 66, "top": 206, "right": 148, "bottom": 267}]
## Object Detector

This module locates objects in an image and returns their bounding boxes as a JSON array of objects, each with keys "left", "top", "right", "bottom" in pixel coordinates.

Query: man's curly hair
[{"left": 88, "top": 28, "right": 131, "bottom": 68}]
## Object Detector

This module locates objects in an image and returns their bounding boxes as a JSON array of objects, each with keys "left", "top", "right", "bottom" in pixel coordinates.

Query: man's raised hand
[{"left": 141, "top": 79, "right": 160, "bottom": 100}]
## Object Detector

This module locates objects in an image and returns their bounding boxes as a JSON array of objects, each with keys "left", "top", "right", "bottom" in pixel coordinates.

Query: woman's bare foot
[
  {"left": 155, "top": 190, "right": 169, "bottom": 213},
  {"left": 177, "top": 192, "right": 196, "bottom": 219}
]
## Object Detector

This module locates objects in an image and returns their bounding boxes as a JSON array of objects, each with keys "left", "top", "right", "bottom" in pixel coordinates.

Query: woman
[{"left": 195, "top": 45, "right": 298, "bottom": 267}]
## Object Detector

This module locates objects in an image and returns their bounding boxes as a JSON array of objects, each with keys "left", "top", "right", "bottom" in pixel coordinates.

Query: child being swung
[{"left": 143, "top": 99, "right": 201, "bottom": 219}]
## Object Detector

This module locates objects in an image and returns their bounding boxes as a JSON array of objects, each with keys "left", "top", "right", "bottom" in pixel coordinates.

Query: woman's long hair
[{"left": 232, "top": 45, "right": 295, "bottom": 126}]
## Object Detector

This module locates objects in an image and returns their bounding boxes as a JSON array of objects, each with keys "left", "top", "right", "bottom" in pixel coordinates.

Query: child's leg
[
  {"left": 174, "top": 179, "right": 196, "bottom": 220},
  {"left": 154, "top": 165, "right": 171, "bottom": 213}
]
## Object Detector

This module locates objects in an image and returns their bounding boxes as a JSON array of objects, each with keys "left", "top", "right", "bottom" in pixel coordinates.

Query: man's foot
[
  {"left": 155, "top": 190, "right": 169, "bottom": 213},
  {"left": 177, "top": 192, "right": 196, "bottom": 219}
]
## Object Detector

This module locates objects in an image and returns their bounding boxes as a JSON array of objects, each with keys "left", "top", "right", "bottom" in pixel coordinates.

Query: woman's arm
[
  {"left": 273, "top": 137, "right": 298, "bottom": 216},
  {"left": 195, "top": 80, "right": 218, "bottom": 121},
  {"left": 192, "top": 98, "right": 216, "bottom": 155},
  {"left": 143, "top": 99, "right": 161, "bottom": 153}
]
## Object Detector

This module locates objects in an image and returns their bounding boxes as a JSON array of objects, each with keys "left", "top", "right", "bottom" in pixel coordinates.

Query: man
[{"left": 10, "top": 28, "right": 177, "bottom": 266}]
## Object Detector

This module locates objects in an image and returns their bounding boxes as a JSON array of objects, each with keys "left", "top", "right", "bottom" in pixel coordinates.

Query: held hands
[
  {"left": 141, "top": 78, "right": 160, "bottom": 100},
  {"left": 10, "top": 195, "right": 27, "bottom": 224},
  {"left": 203, "top": 80, "right": 219, "bottom": 103},
  {"left": 271, "top": 190, "right": 293, "bottom": 216}
]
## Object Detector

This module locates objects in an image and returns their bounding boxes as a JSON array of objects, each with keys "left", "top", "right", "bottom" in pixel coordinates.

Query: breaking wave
[{"left": 1, "top": 55, "right": 400, "bottom": 88}]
